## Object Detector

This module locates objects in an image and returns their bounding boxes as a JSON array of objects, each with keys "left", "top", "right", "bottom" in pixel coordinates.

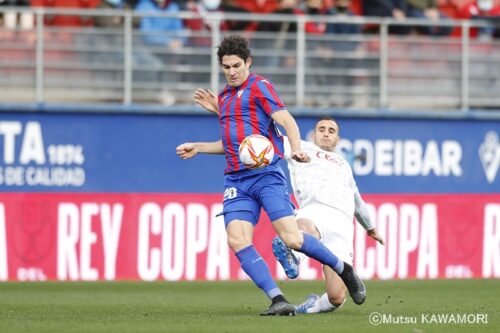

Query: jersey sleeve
[
  {"left": 354, "top": 191, "right": 374, "bottom": 230},
  {"left": 254, "top": 79, "right": 286, "bottom": 115},
  {"left": 348, "top": 162, "right": 374, "bottom": 230},
  {"left": 349, "top": 166, "right": 359, "bottom": 194}
]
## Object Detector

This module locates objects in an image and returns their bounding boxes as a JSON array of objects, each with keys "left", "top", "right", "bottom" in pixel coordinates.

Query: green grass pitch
[{"left": 0, "top": 279, "right": 498, "bottom": 333}]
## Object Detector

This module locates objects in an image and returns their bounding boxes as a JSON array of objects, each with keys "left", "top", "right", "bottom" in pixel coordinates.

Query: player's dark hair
[
  {"left": 217, "top": 34, "right": 251, "bottom": 65},
  {"left": 316, "top": 116, "right": 338, "bottom": 126},
  {"left": 315, "top": 116, "right": 340, "bottom": 134}
]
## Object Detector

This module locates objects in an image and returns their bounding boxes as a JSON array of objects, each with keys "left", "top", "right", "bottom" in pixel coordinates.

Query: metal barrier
[{"left": 0, "top": 7, "right": 499, "bottom": 116}]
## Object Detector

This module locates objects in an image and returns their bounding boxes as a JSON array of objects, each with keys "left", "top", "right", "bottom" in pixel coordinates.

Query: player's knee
[
  {"left": 297, "top": 219, "right": 319, "bottom": 238},
  {"left": 227, "top": 235, "right": 250, "bottom": 252}
]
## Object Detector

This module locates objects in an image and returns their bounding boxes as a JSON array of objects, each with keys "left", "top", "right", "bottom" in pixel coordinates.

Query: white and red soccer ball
[{"left": 238, "top": 134, "right": 274, "bottom": 169}]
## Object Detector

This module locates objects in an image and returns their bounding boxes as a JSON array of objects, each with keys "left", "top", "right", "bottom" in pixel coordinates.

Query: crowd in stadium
[
  {"left": 0, "top": 0, "right": 498, "bottom": 108},
  {"left": 0, "top": 0, "right": 499, "bottom": 39}
]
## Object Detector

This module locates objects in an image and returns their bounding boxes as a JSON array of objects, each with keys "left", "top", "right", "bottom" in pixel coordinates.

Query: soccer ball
[{"left": 238, "top": 134, "right": 274, "bottom": 169}]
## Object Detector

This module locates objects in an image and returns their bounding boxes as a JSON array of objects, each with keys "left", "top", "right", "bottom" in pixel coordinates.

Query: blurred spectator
[
  {"left": 296, "top": 0, "right": 329, "bottom": 33},
  {"left": 405, "top": 0, "right": 453, "bottom": 36},
  {"left": 327, "top": 0, "right": 362, "bottom": 36},
  {"left": 220, "top": 0, "right": 258, "bottom": 31},
  {"left": 294, "top": 0, "right": 363, "bottom": 106},
  {"left": 33, "top": 0, "right": 95, "bottom": 26},
  {"left": 324, "top": 0, "right": 364, "bottom": 106},
  {"left": 233, "top": 0, "right": 278, "bottom": 13},
  {"left": 362, "top": 0, "right": 407, "bottom": 20},
  {"left": 258, "top": 0, "right": 298, "bottom": 32},
  {"left": 182, "top": 0, "right": 221, "bottom": 46},
  {"left": 459, "top": 0, "right": 500, "bottom": 39},
  {"left": 181, "top": 0, "right": 221, "bottom": 83},
  {"left": 362, "top": 0, "right": 410, "bottom": 34},
  {"left": 274, "top": 0, "right": 328, "bottom": 73},
  {"left": 94, "top": 0, "right": 141, "bottom": 28},
  {"left": 0, "top": 0, "right": 30, "bottom": 8},
  {"left": 135, "top": 0, "right": 186, "bottom": 105},
  {"left": 363, "top": 0, "right": 452, "bottom": 35},
  {"left": 256, "top": 0, "right": 299, "bottom": 68},
  {"left": 136, "top": 0, "right": 186, "bottom": 48},
  {"left": 0, "top": 0, "right": 29, "bottom": 5}
]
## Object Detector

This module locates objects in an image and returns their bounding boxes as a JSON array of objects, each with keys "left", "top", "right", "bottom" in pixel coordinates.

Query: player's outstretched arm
[
  {"left": 176, "top": 140, "right": 224, "bottom": 159},
  {"left": 354, "top": 191, "right": 385, "bottom": 245},
  {"left": 271, "top": 110, "right": 310, "bottom": 163},
  {"left": 193, "top": 88, "right": 219, "bottom": 115}
]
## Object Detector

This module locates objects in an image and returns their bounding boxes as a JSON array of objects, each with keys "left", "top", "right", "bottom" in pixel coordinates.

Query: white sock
[{"left": 307, "top": 293, "right": 345, "bottom": 314}]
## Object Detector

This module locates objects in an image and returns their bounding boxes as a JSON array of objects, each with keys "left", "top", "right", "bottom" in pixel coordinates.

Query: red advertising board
[{"left": 0, "top": 193, "right": 498, "bottom": 281}]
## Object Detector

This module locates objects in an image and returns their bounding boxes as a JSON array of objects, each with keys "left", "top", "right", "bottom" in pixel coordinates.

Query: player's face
[
  {"left": 313, "top": 120, "right": 339, "bottom": 151},
  {"left": 221, "top": 55, "right": 251, "bottom": 87}
]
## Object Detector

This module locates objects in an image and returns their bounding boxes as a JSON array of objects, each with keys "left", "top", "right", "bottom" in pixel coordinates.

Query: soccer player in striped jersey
[
  {"left": 279, "top": 117, "right": 385, "bottom": 314},
  {"left": 176, "top": 34, "right": 366, "bottom": 316}
]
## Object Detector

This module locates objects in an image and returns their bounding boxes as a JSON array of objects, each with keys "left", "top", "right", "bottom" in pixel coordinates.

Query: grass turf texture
[{"left": 0, "top": 279, "right": 498, "bottom": 333}]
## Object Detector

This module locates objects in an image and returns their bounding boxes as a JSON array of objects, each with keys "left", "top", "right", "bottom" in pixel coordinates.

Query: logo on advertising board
[
  {"left": 478, "top": 131, "right": 500, "bottom": 184},
  {"left": 333, "top": 137, "right": 463, "bottom": 177},
  {"left": 0, "top": 121, "right": 86, "bottom": 188},
  {"left": 11, "top": 200, "right": 54, "bottom": 264}
]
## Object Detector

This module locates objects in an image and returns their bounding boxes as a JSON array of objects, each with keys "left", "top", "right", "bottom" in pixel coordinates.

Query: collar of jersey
[{"left": 228, "top": 73, "right": 255, "bottom": 91}]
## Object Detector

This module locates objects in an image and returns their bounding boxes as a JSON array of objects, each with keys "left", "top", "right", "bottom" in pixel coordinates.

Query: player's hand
[
  {"left": 367, "top": 228, "right": 385, "bottom": 245},
  {"left": 193, "top": 88, "right": 219, "bottom": 115},
  {"left": 176, "top": 143, "right": 198, "bottom": 159},
  {"left": 291, "top": 151, "right": 310, "bottom": 163}
]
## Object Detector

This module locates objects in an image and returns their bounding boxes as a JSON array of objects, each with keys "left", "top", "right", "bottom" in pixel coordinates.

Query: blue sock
[
  {"left": 298, "top": 233, "right": 345, "bottom": 274},
  {"left": 235, "top": 245, "right": 282, "bottom": 300}
]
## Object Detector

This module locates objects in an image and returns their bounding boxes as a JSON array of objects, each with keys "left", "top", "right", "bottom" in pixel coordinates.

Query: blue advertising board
[{"left": 0, "top": 112, "right": 498, "bottom": 193}]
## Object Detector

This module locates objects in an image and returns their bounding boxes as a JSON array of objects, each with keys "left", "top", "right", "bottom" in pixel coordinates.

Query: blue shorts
[{"left": 220, "top": 163, "right": 295, "bottom": 227}]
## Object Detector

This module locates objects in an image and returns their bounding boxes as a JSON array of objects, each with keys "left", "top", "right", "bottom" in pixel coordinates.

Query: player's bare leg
[
  {"left": 324, "top": 266, "right": 348, "bottom": 307},
  {"left": 226, "top": 219, "right": 254, "bottom": 252},
  {"left": 297, "top": 218, "right": 320, "bottom": 237}
]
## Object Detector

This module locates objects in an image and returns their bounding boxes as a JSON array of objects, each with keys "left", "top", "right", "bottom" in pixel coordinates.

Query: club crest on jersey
[{"left": 237, "top": 90, "right": 243, "bottom": 99}]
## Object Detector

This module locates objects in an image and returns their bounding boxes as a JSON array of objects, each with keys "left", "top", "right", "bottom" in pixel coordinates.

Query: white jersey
[{"left": 284, "top": 138, "right": 358, "bottom": 221}]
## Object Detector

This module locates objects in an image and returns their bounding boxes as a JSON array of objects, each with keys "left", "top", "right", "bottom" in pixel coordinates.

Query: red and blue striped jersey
[{"left": 218, "top": 73, "right": 286, "bottom": 174}]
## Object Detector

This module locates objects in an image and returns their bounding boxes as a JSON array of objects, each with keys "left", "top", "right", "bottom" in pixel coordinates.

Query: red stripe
[
  {"left": 225, "top": 89, "right": 240, "bottom": 172},
  {"left": 234, "top": 89, "right": 245, "bottom": 172},
  {"left": 233, "top": 77, "right": 256, "bottom": 171},
  {"left": 218, "top": 92, "right": 226, "bottom": 171}
]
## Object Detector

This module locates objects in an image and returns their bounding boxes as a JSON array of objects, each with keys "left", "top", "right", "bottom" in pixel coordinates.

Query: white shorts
[{"left": 296, "top": 200, "right": 354, "bottom": 265}]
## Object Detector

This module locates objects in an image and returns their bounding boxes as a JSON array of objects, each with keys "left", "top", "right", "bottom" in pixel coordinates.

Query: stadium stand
[{"left": 0, "top": 0, "right": 499, "bottom": 111}]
